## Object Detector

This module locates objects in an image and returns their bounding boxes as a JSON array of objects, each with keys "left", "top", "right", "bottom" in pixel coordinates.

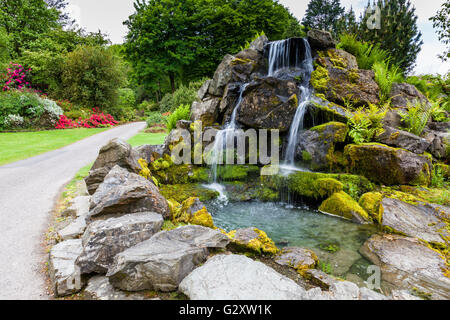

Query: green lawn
[
  {"left": 127, "top": 132, "right": 167, "bottom": 147},
  {"left": 0, "top": 128, "right": 108, "bottom": 166}
]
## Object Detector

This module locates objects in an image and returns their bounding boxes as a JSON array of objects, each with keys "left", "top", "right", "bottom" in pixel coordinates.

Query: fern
[
  {"left": 347, "top": 104, "right": 387, "bottom": 144},
  {"left": 399, "top": 102, "right": 431, "bottom": 136},
  {"left": 373, "top": 60, "right": 404, "bottom": 103}
]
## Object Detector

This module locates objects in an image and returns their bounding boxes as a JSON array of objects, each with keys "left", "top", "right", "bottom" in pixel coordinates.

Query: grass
[
  {"left": 0, "top": 128, "right": 108, "bottom": 166},
  {"left": 62, "top": 162, "right": 93, "bottom": 200},
  {"left": 127, "top": 132, "right": 167, "bottom": 147}
]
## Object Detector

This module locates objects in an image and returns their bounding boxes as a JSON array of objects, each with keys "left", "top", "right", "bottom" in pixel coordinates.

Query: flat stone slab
[
  {"left": 179, "top": 254, "right": 306, "bottom": 300},
  {"left": 107, "top": 226, "right": 230, "bottom": 292},
  {"left": 63, "top": 196, "right": 90, "bottom": 217},
  {"left": 76, "top": 212, "right": 163, "bottom": 274},
  {"left": 304, "top": 282, "right": 388, "bottom": 300},
  {"left": 58, "top": 216, "right": 87, "bottom": 240},
  {"left": 382, "top": 198, "right": 448, "bottom": 244},
  {"left": 84, "top": 276, "right": 144, "bottom": 300},
  {"left": 360, "top": 234, "right": 450, "bottom": 300},
  {"left": 274, "top": 247, "right": 318, "bottom": 270},
  {"left": 48, "top": 239, "right": 84, "bottom": 297}
]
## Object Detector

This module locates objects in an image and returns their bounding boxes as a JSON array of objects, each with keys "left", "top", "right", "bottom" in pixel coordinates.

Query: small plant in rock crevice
[
  {"left": 347, "top": 104, "right": 387, "bottom": 144},
  {"left": 399, "top": 101, "right": 431, "bottom": 136}
]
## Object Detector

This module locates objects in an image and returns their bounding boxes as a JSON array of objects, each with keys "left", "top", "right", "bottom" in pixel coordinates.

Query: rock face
[
  {"left": 249, "top": 34, "right": 268, "bottom": 52},
  {"left": 133, "top": 144, "right": 164, "bottom": 164},
  {"left": 424, "top": 129, "right": 450, "bottom": 159},
  {"left": 274, "top": 247, "right": 318, "bottom": 271},
  {"left": 58, "top": 216, "right": 87, "bottom": 240},
  {"left": 107, "top": 226, "right": 230, "bottom": 292},
  {"left": 49, "top": 239, "right": 84, "bottom": 297},
  {"left": 76, "top": 212, "right": 164, "bottom": 274},
  {"left": 63, "top": 196, "right": 90, "bottom": 217},
  {"left": 307, "top": 29, "right": 336, "bottom": 50},
  {"left": 344, "top": 143, "right": 432, "bottom": 186},
  {"left": 179, "top": 254, "right": 306, "bottom": 300},
  {"left": 360, "top": 234, "right": 450, "bottom": 300},
  {"left": 376, "top": 126, "right": 431, "bottom": 154},
  {"left": 236, "top": 77, "right": 300, "bottom": 132},
  {"left": 84, "top": 276, "right": 144, "bottom": 300},
  {"left": 190, "top": 97, "right": 221, "bottom": 127},
  {"left": 89, "top": 165, "right": 170, "bottom": 220},
  {"left": 389, "top": 83, "right": 429, "bottom": 109},
  {"left": 296, "top": 122, "right": 348, "bottom": 170},
  {"left": 381, "top": 198, "right": 448, "bottom": 244},
  {"left": 85, "top": 139, "right": 140, "bottom": 195}
]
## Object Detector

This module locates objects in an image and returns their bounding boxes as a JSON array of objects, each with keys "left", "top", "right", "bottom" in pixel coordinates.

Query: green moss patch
[
  {"left": 319, "top": 191, "right": 370, "bottom": 222},
  {"left": 160, "top": 184, "right": 219, "bottom": 203}
]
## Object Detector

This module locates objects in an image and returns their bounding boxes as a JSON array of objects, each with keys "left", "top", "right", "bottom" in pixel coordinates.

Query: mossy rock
[
  {"left": 344, "top": 143, "right": 432, "bottom": 186},
  {"left": 227, "top": 227, "right": 279, "bottom": 256},
  {"left": 359, "top": 192, "right": 384, "bottom": 224},
  {"left": 319, "top": 191, "right": 370, "bottom": 224},
  {"left": 190, "top": 207, "right": 215, "bottom": 229},
  {"left": 216, "top": 165, "right": 260, "bottom": 181},
  {"left": 160, "top": 184, "right": 219, "bottom": 203},
  {"left": 172, "top": 197, "right": 216, "bottom": 229},
  {"left": 310, "top": 121, "right": 349, "bottom": 143}
]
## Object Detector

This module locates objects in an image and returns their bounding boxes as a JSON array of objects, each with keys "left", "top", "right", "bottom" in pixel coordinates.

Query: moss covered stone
[
  {"left": 160, "top": 184, "right": 219, "bottom": 203},
  {"left": 310, "top": 121, "right": 349, "bottom": 143},
  {"left": 319, "top": 191, "right": 370, "bottom": 223},
  {"left": 216, "top": 165, "right": 260, "bottom": 181},
  {"left": 228, "top": 227, "right": 279, "bottom": 255},
  {"left": 359, "top": 192, "right": 384, "bottom": 224},
  {"left": 311, "top": 65, "right": 330, "bottom": 92},
  {"left": 190, "top": 207, "right": 215, "bottom": 229}
]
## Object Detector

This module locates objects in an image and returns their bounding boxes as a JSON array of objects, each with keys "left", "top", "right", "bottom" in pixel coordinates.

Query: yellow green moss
[
  {"left": 319, "top": 191, "right": 370, "bottom": 222},
  {"left": 160, "top": 184, "right": 219, "bottom": 203},
  {"left": 359, "top": 192, "right": 384, "bottom": 224},
  {"left": 315, "top": 178, "right": 344, "bottom": 198},
  {"left": 216, "top": 165, "right": 259, "bottom": 181},
  {"left": 311, "top": 65, "right": 330, "bottom": 92},
  {"left": 191, "top": 207, "right": 215, "bottom": 229},
  {"left": 310, "top": 121, "right": 349, "bottom": 143},
  {"left": 246, "top": 228, "right": 279, "bottom": 255}
]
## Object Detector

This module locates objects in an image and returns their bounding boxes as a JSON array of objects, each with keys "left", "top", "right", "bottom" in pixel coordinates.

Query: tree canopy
[
  {"left": 302, "top": 0, "right": 345, "bottom": 37},
  {"left": 430, "top": 0, "right": 450, "bottom": 62}
]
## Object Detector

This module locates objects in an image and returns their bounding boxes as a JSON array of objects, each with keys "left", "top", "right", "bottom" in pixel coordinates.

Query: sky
[{"left": 65, "top": 0, "right": 449, "bottom": 75}]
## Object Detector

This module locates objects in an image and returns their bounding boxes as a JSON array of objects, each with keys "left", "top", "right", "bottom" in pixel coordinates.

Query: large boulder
[
  {"left": 76, "top": 212, "right": 164, "bottom": 274},
  {"left": 190, "top": 97, "right": 221, "bottom": 127},
  {"left": 250, "top": 34, "right": 269, "bottom": 53},
  {"left": 107, "top": 226, "right": 230, "bottom": 292},
  {"left": 89, "top": 165, "right": 170, "bottom": 220},
  {"left": 424, "top": 129, "right": 450, "bottom": 159},
  {"left": 179, "top": 254, "right": 306, "bottom": 300},
  {"left": 381, "top": 198, "right": 448, "bottom": 244},
  {"left": 48, "top": 239, "right": 84, "bottom": 297},
  {"left": 85, "top": 139, "right": 140, "bottom": 195},
  {"left": 229, "top": 227, "right": 279, "bottom": 255},
  {"left": 360, "top": 234, "right": 450, "bottom": 300},
  {"left": 389, "top": 83, "right": 429, "bottom": 109},
  {"left": 376, "top": 126, "right": 431, "bottom": 154},
  {"left": 133, "top": 144, "right": 164, "bottom": 164},
  {"left": 307, "top": 29, "right": 337, "bottom": 50},
  {"left": 319, "top": 191, "right": 370, "bottom": 224},
  {"left": 296, "top": 122, "right": 349, "bottom": 170},
  {"left": 236, "top": 77, "right": 300, "bottom": 132},
  {"left": 344, "top": 143, "right": 432, "bottom": 186}
]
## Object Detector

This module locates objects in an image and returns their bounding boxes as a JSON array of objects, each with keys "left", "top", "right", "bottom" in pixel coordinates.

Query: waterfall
[
  {"left": 267, "top": 39, "right": 302, "bottom": 77},
  {"left": 284, "top": 39, "right": 314, "bottom": 166}
]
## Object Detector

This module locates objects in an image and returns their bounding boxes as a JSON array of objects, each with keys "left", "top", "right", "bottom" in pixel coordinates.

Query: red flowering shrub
[
  {"left": 3, "top": 63, "right": 32, "bottom": 91},
  {"left": 55, "top": 108, "right": 118, "bottom": 129}
]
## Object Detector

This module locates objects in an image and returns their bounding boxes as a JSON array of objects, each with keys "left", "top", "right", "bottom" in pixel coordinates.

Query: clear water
[{"left": 207, "top": 200, "right": 377, "bottom": 282}]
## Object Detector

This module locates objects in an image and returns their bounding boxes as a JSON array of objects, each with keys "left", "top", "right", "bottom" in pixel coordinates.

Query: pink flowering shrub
[
  {"left": 55, "top": 108, "right": 118, "bottom": 129},
  {"left": 3, "top": 63, "right": 32, "bottom": 91}
]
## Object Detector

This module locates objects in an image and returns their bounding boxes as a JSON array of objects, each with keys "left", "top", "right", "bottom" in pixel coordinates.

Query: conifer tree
[{"left": 302, "top": 0, "right": 345, "bottom": 37}]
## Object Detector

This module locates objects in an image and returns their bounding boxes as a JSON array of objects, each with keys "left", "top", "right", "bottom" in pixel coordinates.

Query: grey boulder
[
  {"left": 179, "top": 254, "right": 306, "bottom": 300},
  {"left": 307, "top": 29, "right": 337, "bottom": 50},
  {"left": 376, "top": 126, "right": 431, "bottom": 154},
  {"left": 76, "top": 212, "right": 164, "bottom": 274},
  {"left": 89, "top": 165, "right": 170, "bottom": 220},
  {"left": 107, "top": 226, "right": 230, "bottom": 292},
  {"left": 63, "top": 196, "right": 90, "bottom": 218},
  {"left": 58, "top": 216, "right": 87, "bottom": 240},
  {"left": 84, "top": 276, "right": 145, "bottom": 300},
  {"left": 48, "top": 239, "right": 84, "bottom": 297}
]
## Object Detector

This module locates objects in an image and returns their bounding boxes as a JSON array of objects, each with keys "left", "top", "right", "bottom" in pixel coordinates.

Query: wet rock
[
  {"left": 58, "top": 216, "right": 87, "bottom": 240},
  {"left": 190, "top": 97, "right": 221, "bottom": 127},
  {"left": 360, "top": 234, "right": 450, "bottom": 300},
  {"left": 296, "top": 122, "right": 348, "bottom": 170},
  {"left": 381, "top": 197, "right": 448, "bottom": 244},
  {"left": 107, "top": 226, "right": 230, "bottom": 292},
  {"left": 89, "top": 166, "right": 170, "bottom": 220},
  {"left": 230, "top": 227, "right": 279, "bottom": 255},
  {"left": 307, "top": 29, "right": 336, "bottom": 50},
  {"left": 76, "top": 212, "right": 164, "bottom": 274},
  {"left": 319, "top": 191, "right": 370, "bottom": 224},
  {"left": 179, "top": 254, "right": 306, "bottom": 300},
  {"left": 344, "top": 143, "right": 432, "bottom": 186},
  {"left": 133, "top": 144, "right": 164, "bottom": 164},
  {"left": 376, "top": 126, "right": 431, "bottom": 154},
  {"left": 274, "top": 247, "right": 318, "bottom": 271},
  {"left": 63, "top": 196, "right": 90, "bottom": 218},
  {"left": 389, "top": 83, "right": 429, "bottom": 109},
  {"left": 84, "top": 276, "right": 145, "bottom": 300},
  {"left": 236, "top": 77, "right": 300, "bottom": 132},
  {"left": 85, "top": 139, "right": 141, "bottom": 195},
  {"left": 49, "top": 239, "right": 84, "bottom": 297}
]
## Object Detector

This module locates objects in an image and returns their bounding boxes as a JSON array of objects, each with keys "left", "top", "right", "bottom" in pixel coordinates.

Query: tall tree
[
  {"left": 302, "top": 0, "right": 345, "bottom": 36},
  {"left": 430, "top": 0, "right": 450, "bottom": 62},
  {"left": 358, "top": 0, "right": 423, "bottom": 74},
  {"left": 45, "top": 0, "right": 75, "bottom": 27}
]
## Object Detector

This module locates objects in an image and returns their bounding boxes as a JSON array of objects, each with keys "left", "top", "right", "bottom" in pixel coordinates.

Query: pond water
[{"left": 206, "top": 200, "right": 378, "bottom": 284}]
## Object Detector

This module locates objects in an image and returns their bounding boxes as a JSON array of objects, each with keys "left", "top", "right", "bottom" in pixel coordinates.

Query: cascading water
[{"left": 267, "top": 39, "right": 302, "bottom": 77}]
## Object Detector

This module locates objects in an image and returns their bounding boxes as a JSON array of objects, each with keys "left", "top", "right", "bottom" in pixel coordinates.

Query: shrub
[
  {"left": 3, "top": 114, "right": 24, "bottom": 128},
  {"left": 347, "top": 104, "right": 387, "bottom": 144},
  {"left": 108, "top": 88, "right": 136, "bottom": 121},
  {"left": 146, "top": 111, "right": 166, "bottom": 127},
  {"left": 165, "top": 104, "right": 191, "bottom": 132},
  {"left": 159, "top": 78, "right": 207, "bottom": 113},
  {"left": 2, "top": 62, "right": 32, "bottom": 91},
  {"left": 399, "top": 102, "right": 431, "bottom": 136},
  {"left": 139, "top": 100, "right": 159, "bottom": 113},
  {"left": 55, "top": 108, "right": 118, "bottom": 129}
]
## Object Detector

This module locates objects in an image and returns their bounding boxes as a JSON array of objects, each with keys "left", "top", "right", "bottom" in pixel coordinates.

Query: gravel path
[{"left": 0, "top": 122, "right": 147, "bottom": 300}]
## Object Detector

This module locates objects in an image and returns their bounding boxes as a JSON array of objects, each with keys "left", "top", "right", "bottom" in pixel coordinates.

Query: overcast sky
[{"left": 65, "top": 0, "right": 449, "bottom": 75}]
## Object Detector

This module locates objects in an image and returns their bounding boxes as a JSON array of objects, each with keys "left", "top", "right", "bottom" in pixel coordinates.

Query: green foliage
[
  {"left": 146, "top": 112, "right": 166, "bottom": 127},
  {"left": 0, "top": 27, "right": 11, "bottom": 64},
  {"left": 399, "top": 102, "right": 431, "bottom": 136},
  {"left": 165, "top": 104, "right": 191, "bottom": 132},
  {"left": 109, "top": 88, "right": 136, "bottom": 121},
  {"left": 430, "top": 0, "right": 450, "bottom": 61},
  {"left": 431, "top": 166, "right": 445, "bottom": 188},
  {"left": 318, "top": 261, "right": 333, "bottom": 274},
  {"left": 405, "top": 74, "right": 450, "bottom": 102},
  {"left": 373, "top": 60, "right": 404, "bottom": 102},
  {"left": 429, "top": 99, "right": 449, "bottom": 123},
  {"left": 282, "top": 17, "right": 307, "bottom": 39},
  {"left": 59, "top": 46, "right": 126, "bottom": 113},
  {"left": 159, "top": 79, "right": 205, "bottom": 113},
  {"left": 240, "top": 31, "right": 266, "bottom": 51},
  {"left": 347, "top": 104, "right": 387, "bottom": 144},
  {"left": 358, "top": 0, "right": 423, "bottom": 73},
  {"left": 302, "top": 0, "right": 345, "bottom": 37}
]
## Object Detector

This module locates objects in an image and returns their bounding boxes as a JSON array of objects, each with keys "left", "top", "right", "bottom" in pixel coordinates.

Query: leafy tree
[
  {"left": 45, "top": 0, "right": 75, "bottom": 27},
  {"left": 0, "top": 0, "right": 60, "bottom": 56},
  {"left": 59, "top": 46, "right": 126, "bottom": 112},
  {"left": 430, "top": 0, "right": 450, "bottom": 62},
  {"left": 358, "top": 0, "right": 422, "bottom": 74},
  {"left": 302, "top": 0, "right": 345, "bottom": 36}
]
